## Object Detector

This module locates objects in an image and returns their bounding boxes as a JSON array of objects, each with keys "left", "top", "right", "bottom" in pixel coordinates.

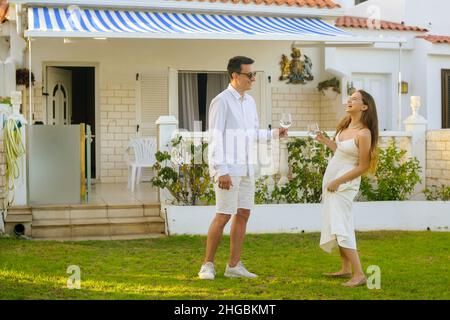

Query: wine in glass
[
  {"left": 280, "top": 113, "right": 292, "bottom": 129},
  {"left": 307, "top": 122, "right": 320, "bottom": 151}
]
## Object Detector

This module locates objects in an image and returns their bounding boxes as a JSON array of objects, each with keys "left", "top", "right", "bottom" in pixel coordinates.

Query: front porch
[{"left": 5, "top": 181, "right": 165, "bottom": 241}]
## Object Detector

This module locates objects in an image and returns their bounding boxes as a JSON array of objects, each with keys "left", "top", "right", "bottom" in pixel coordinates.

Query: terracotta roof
[
  {"left": 176, "top": 0, "right": 341, "bottom": 9},
  {"left": 335, "top": 16, "right": 428, "bottom": 32},
  {"left": 0, "top": 0, "right": 8, "bottom": 24},
  {"left": 417, "top": 35, "right": 450, "bottom": 44}
]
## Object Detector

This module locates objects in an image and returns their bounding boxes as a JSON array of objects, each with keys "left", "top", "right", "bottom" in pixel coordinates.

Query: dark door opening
[{"left": 46, "top": 66, "right": 96, "bottom": 179}]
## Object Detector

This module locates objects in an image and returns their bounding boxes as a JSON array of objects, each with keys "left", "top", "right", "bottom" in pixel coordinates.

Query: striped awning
[{"left": 26, "top": 7, "right": 351, "bottom": 40}]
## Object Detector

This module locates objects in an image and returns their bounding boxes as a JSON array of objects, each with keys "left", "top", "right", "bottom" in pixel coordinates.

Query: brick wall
[
  {"left": 99, "top": 82, "right": 137, "bottom": 183},
  {"left": 319, "top": 95, "right": 339, "bottom": 131},
  {"left": 426, "top": 130, "right": 450, "bottom": 188},
  {"left": 271, "top": 87, "right": 322, "bottom": 131}
]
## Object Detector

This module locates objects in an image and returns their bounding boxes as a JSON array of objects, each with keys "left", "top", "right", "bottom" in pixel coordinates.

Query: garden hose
[{"left": 3, "top": 118, "right": 26, "bottom": 208}]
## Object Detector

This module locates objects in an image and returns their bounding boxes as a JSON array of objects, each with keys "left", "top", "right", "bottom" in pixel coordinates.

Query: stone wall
[{"left": 426, "top": 130, "right": 450, "bottom": 188}]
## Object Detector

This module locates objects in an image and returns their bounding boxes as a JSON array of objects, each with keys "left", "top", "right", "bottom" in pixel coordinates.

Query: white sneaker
[
  {"left": 224, "top": 261, "right": 258, "bottom": 279},
  {"left": 198, "top": 262, "right": 216, "bottom": 280}
]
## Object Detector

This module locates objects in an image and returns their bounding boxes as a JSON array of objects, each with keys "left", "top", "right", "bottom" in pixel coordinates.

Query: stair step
[
  {"left": 9, "top": 202, "right": 165, "bottom": 240},
  {"left": 32, "top": 234, "right": 166, "bottom": 242},
  {"left": 109, "top": 217, "right": 164, "bottom": 224},
  {"left": 5, "top": 214, "right": 33, "bottom": 223}
]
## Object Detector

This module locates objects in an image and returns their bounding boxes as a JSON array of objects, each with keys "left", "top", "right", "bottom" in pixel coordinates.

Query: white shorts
[{"left": 214, "top": 176, "right": 255, "bottom": 215}]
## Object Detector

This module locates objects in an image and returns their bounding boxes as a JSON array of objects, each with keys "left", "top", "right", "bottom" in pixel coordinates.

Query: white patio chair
[{"left": 124, "top": 137, "right": 157, "bottom": 192}]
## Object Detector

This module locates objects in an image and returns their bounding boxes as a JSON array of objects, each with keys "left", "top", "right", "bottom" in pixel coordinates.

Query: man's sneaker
[
  {"left": 224, "top": 261, "right": 258, "bottom": 278},
  {"left": 198, "top": 262, "right": 216, "bottom": 280}
]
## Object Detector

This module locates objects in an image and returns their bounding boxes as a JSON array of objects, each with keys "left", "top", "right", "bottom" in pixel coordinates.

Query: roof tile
[
  {"left": 335, "top": 16, "right": 428, "bottom": 32},
  {"left": 176, "top": 0, "right": 341, "bottom": 9},
  {"left": 417, "top": 35, "right": 450, "bottom": 44}
]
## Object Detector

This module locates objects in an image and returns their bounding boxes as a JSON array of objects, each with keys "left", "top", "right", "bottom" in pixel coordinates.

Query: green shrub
[
  {"left": 423, "top": 185, "right": 450, "bottom": 201},
  {"left": 151, "top": 135, "right": 215, "bottom": 205},
  {"left": 358, "top": 139, "right": 422, "bottom": 201},
  {"left": 255, "top": 136, "right": 333, "bottom": 204},
  {"left": 153, "top": 135, "right": 422, "bottom": 205}
]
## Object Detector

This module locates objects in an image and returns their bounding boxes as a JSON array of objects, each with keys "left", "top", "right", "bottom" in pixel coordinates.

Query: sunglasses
[{"left": 236, "top": 71, "right": 257, "bottom": 79}]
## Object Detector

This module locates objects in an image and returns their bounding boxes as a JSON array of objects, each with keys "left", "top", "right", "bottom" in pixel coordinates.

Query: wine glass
[
  {"left": 307, "top": 122, "right": 320, "bottom": 151},
  {"left": 280, "top": 113, "right": 292, "bottom": 129}
]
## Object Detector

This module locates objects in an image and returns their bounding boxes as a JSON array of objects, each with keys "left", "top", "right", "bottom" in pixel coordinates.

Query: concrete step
[
  {"left": 5, "top": 206, "right": 32, "bottom": 222},
  {"left": 8, "top": 202, "right": 165, "bottom": 240},
  {"left": 32, "top": 234, "right": 166, "bottom": 242},
  {"left": 4, "top": 206, "right": 33, "bottom": 237}
]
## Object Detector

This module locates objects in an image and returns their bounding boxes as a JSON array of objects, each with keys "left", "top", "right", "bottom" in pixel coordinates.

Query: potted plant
[
  {"left": 16, "top": 68, "right": 35, "bottom": 88},
  {"left": 317, "top": 77, "right": 341, "bottom": 99},
  {"left": 0, "top": 96, "right": 11, "bottom": 112},
  {"left": 0, "top": 96, "right": 11, "bottom": 106}
]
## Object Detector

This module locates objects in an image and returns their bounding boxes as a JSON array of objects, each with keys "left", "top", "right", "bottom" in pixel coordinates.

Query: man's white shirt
[{"left": 208, "top": 84, "right": 274, "bottom": 178}]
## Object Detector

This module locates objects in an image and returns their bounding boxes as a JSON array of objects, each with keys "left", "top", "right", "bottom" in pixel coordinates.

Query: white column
[
  {"left": 403, "top": 97, "right": 427, "bottom": 198},
  {"left": 155, "top": 116, "right": 178, "bottom": 205},
  {"left": 156, "top": 115, "right": 179, "bottom": 153},
  {"left": 278, "top": 138, "right": 289, "bottom": 186}
]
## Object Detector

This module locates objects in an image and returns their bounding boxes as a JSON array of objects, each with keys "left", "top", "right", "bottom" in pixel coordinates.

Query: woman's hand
[
  {"left": 315, "top": 131, "right": 328, "bottom": 144},
  {"left": 326, "top": 179, "right": 341, "bottom": 192}
]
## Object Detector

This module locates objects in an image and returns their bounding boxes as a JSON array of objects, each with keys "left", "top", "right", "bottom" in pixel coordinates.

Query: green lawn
[{"left": 0, "top": 231, "right": 449, "bottom": 300}]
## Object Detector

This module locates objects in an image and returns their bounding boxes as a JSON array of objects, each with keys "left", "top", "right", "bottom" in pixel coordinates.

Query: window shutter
[
  {"left": 136, "top": 71, "right": 169, "bottom": 181},
  {"left": 136, "top": 71, "right": 169, "bottom": 137}
]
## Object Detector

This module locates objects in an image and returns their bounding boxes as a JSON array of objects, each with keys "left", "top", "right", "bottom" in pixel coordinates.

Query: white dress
[{"left": 320, "top": 131, "right": 361, "bottom": 253}]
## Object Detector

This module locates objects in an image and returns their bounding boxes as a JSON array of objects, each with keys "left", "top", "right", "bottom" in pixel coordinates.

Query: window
[
  {"left": 442, "top": 69, "right": 450, "bottom": 128},
  {"left": 178, "top": 72, "right": 229, "bottom": 131}
]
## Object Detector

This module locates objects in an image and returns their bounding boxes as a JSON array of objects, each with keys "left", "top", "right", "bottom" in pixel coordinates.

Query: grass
[{"left": 0, "top": 231, "right": 449, "bottom": 300}]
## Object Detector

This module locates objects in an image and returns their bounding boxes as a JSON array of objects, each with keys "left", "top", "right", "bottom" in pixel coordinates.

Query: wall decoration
[
  {"left": 279, "top": 48, "right": 314, "bottom": 84},
  {"left": 317, "top": 77, "right": 341, "bottom": 95}
]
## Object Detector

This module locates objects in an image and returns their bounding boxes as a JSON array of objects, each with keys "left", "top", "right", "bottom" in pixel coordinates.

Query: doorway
[
  {"left": 351, "top": 73, "right": 391, "bottom": 131},
  {"left": 45, "top": 66, "right": 97, "bottom": 178}
]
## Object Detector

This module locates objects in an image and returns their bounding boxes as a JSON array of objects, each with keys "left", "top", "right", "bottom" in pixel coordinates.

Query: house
[
  {"left": 0, "top": 0, "right": 447, "bottom": 186},
  {"left": 0, "top": 0, "right": 448, "bottom": 240}
]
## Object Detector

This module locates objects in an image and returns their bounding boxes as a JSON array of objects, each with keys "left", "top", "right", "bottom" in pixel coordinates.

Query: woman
[{"left": 316, "top": 90, "right": 379, "bottom": 287}]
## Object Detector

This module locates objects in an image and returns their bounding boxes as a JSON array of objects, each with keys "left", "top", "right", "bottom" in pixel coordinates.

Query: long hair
[{"left": 334, "top": 90, "right": 379, "bottom": 173}]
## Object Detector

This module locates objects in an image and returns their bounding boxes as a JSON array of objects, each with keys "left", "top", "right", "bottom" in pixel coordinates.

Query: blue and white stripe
[{"left": 27, "top": 7, "right": 350, "bottom": 39}]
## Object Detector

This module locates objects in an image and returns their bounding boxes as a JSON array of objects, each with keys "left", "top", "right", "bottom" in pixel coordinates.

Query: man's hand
[
  {"left": 278, "top": 128, "right": 288, "bottom": 138},
  {"left": 218, "top": 174, "right": 233, "bottom": 190}
]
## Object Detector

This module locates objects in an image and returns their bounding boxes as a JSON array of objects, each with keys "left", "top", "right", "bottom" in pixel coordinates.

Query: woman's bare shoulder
[{"left": 357, "top": 128, "right": 371, "bottom": 138}]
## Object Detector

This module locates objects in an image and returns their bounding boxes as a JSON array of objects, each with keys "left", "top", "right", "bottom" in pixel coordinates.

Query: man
[{"left": 198, "top": 56, "right": 288, "bottom": 280}]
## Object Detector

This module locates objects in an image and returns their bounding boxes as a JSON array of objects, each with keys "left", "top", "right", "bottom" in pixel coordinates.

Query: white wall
[
  {"left": 427, "top": 55, "right": 450, "bottom": 129},
  {"left": 411, "top": 38, "right": 450, "bottom": 130},
  {"left": 405, "top": 0, "right": 450, "bottom": 34},
  {"left": 29, "top": 38, "right": 324, "bottom": 90},
  {"left": 345, "top": 0, "right": 406, "bottom": 23},
  {"left": 326, "top": 44, "right": 414, "bottom": 130},
  {"left": 166, "top": 202, "right": 450, "bottom": 235}
]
